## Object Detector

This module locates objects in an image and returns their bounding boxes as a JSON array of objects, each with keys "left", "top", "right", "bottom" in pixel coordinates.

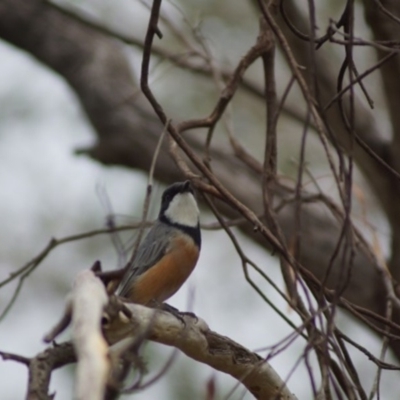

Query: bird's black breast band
[{"left": 159, "top": 215, "right": 201, "bottom": 248}]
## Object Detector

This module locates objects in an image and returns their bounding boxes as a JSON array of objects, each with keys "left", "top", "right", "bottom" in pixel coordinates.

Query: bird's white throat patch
[{"left": 165, "top": 192, "right": 199, "bottom": 227}]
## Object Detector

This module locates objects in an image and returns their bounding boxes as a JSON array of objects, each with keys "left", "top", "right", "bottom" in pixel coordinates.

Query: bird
[{"left": 116, "top": 180, "right": 201, "bottom": 308}]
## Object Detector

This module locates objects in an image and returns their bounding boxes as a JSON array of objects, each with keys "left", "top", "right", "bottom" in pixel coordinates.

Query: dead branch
[
  {"left": 105, "top": 301, "right": 298, "bottom": 400},
  {"left": 71, "top": 271, "right": 109, "bottom": 400},
  {"left": 0, "top": 343, "right": 76, "bottom": 400}
]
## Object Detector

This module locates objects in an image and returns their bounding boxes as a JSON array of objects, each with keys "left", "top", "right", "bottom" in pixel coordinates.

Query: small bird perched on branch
[{"left": 116, "top": 181, "right": 201, "bottom": 307}]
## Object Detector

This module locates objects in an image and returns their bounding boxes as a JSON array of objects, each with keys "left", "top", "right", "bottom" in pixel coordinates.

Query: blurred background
[{"left": 0, "top": 0, "right": 397, "bottom": 399}]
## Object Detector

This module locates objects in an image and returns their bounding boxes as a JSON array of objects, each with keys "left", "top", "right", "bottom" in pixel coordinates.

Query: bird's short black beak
[{"left": 182, "top": 180, "right": 192, "bottom": 193}]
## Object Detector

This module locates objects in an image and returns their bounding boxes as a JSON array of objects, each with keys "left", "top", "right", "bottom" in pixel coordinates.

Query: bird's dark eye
[{"left": 163, "top": 192, "right": 172, "bottom": 203}]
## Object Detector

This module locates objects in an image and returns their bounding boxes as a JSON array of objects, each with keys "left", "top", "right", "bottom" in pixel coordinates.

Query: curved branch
[{"left": 105, "top": 302, "right": 298, "bottom": 400}]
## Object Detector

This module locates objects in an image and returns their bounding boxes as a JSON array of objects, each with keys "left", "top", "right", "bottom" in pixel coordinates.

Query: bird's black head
[
  {"left": 160, "top": 180, "right": 192, "bottom": 209},
  {"left": 159, "top": 181, "right": 201, "bottom": 246}
]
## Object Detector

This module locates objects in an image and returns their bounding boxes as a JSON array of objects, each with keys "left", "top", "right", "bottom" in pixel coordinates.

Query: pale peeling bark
[{"left": 71, "top": 271, "right": 109, "bottom": 400}]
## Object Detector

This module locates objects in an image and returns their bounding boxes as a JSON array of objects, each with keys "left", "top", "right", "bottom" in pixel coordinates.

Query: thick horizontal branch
[{"left": 105, "top": 301, "right": 298, "bottom": 400}]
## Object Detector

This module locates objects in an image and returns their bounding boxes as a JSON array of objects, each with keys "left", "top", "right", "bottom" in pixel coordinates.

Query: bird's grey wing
[{"left": 116, "top": 223, "right": 171, "bottom": 297}]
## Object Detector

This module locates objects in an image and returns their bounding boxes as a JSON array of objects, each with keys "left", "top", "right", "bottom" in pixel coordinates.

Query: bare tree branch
[
  {"left": 28, "top": 343, "right": 75, "bottom": 400},
  {"left": 71, "top": 271, "right": 109, "bottom": 400},
  {"left": 271, "top": 0, "right": 400, "bottom": 233},
  {"left": 105, "top": 300, "right": 298, "bottom": 400}
]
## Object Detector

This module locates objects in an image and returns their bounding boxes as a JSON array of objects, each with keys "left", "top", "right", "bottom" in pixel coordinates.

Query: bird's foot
[{"left": 160, "top": 303, "right": 198, "bottom": 324}]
